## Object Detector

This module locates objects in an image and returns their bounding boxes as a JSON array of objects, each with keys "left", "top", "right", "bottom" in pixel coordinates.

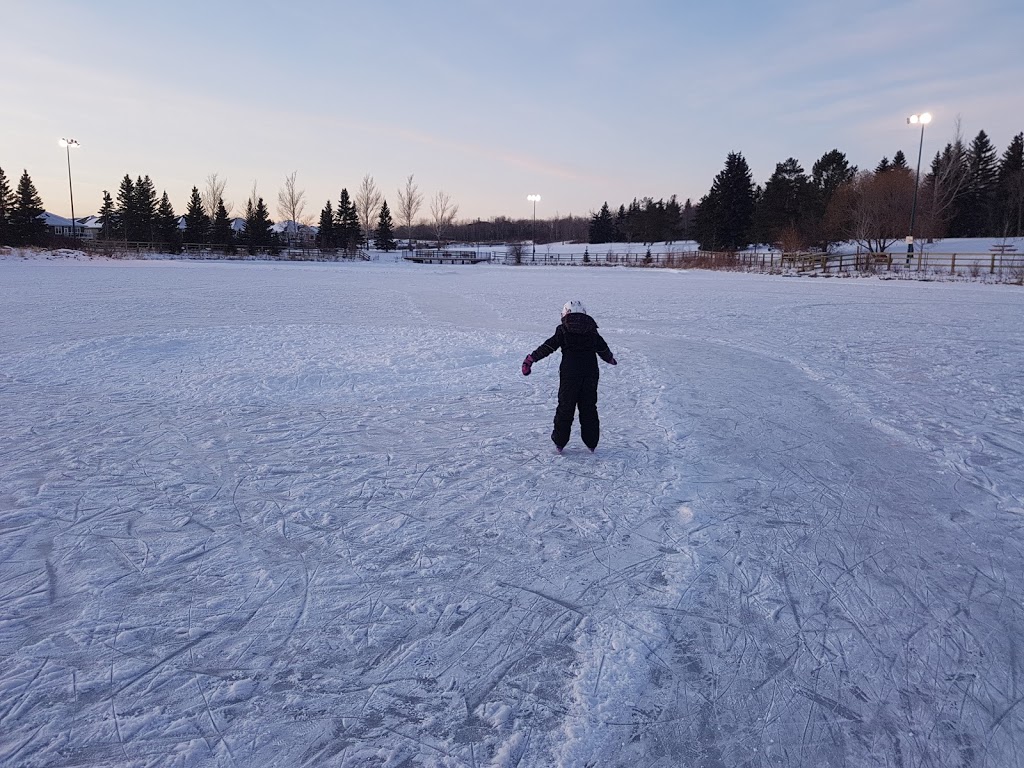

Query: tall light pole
[
  {"left": 527, "top": 194, "right": 540, "bottom": 261},
  {"left": 906, "top": 112, "right": 931, "bottom": 266},
  {"left": 59, "top": 138, "right": 81, "bottom": 239}
]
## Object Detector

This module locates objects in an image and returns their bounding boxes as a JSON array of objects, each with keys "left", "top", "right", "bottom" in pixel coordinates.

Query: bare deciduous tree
[
  {"left": 831, "top": 170, "right": 915, "bottom": 254},
  {"left": 202, "top": 173, "right": 231, "bottom": 221},
  {"left": 276, "top": 171, "right": 308, "bottom": 246},
  {"left": 429, "top": 190, "right": 459, "bottom": 245},
  {"left": 921, "top": 117, "right": 970, "bottom": 240},
  {"left": 354, "top": 174, "right": 382, "bottom": 248},
  {"left": 396, "top": 174, "right": 423, "bottom": 250}
]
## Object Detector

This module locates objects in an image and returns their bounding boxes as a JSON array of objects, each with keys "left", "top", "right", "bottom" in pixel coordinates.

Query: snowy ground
[{"left": 1, "top": 257, "right": 1023, "bottom": 767}]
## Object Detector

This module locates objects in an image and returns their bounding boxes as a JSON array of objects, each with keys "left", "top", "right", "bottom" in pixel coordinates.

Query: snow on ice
[{"left": 1, "top": 255, "right": 1022, "bottom": 766}]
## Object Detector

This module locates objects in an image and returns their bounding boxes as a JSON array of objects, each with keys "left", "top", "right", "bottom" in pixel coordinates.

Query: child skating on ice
[{"left": 522, "top": 300, "right": 617, "bottom": 453}]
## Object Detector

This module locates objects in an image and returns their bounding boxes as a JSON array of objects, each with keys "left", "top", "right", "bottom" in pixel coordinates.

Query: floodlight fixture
[
  {"left": 59, "top": 138, "right": 82, "bottom": 238},
  {"left": 906, "top": 113, "right": 932, "bottom": 265},
  {"left": 527, "top": 195, "right": 541, "bottom": 259}
]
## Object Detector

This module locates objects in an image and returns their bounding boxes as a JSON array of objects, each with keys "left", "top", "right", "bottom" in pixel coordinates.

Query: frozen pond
[{"left": 1, "top": 257, "right": 1023, "bottom": 766}]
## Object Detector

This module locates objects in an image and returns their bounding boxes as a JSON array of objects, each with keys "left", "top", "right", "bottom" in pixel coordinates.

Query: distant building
[
  {"left": 76, "top": 216, "right": 103, "bottom": 240},
  {"left": 272, "top": 220, "right": 317, "bottom": 246},
  {"left": 39, "top": 212, "right": 78, "bottom": 237},
  {"left": 38, "top": 212, "right": 103, "bottom": 240}
]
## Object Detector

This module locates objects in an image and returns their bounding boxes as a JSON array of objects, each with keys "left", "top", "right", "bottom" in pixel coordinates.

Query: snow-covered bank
[{"left": 1, "top": 259, "right": 1022, "bottom": 766}]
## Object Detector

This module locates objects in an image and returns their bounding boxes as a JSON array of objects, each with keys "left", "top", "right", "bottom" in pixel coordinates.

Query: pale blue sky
[{"left": 3, "top": 0, "right": 1022, "bottom": 222}]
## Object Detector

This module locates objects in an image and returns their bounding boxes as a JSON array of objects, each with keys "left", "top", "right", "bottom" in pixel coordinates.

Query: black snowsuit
[{"left": 529, "top": 313, "right": 615, "bottom": 450}]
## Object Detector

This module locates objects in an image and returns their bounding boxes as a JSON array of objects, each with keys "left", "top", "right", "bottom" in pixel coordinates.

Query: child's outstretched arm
[{"left": 522, "top": 332, "right": 560, "bottom": 376}]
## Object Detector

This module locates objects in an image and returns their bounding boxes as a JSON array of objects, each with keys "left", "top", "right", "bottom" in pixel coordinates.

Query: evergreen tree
[
  {"left": 614, "top": 204, "right": 628, "bottom": 242},
  {"left": 957, "top": 130, "right": 1000, "bottom": 236},
  {"left": 680, "top": 198, "right": 696, "bottom": 240},
  {"left": 335, "top": 188, "right": 359, "bottom": 253},
  {"left": 211, "top": 198, "right": 233, "bottom": 247},
  {"left": 243, "top": 196, "right": 274, "bottom": 253},
  {"left": 97, "top": 191, "right": 115, "bottom": 240},
  {"left": 812, "top": 149, "right": 857, "bottom": 210},
  {"left": 113, "top": 174, "right": 135, "bottom": 240},
  {"left": 996, "top": 133, "right": 1024, "bottom": 236},
  {"left": 0, "top": 166, "right": 12, "bottom": 245},
  {"left": 10, "top": 170, "right": 47, "bottom": 246},
  {"left": 317, "top": 200, "right": 335, "bottom": 249},
  {"left": 693, "top": 152, "right": 756, "bottom": 251},
  {"left": 240, "top": 198, "right": 255, "bottom": 251},
  {"left": 891, "top": 151, "right": 910, "bottom": 172},
  {"left": 588, "top": 202, "right": 615, "bottom": 244},
  {"left": 183, "top": 186, "right": 209, "bottom": 244},
  {"left": 922, "top": 139, "right": 969, "bottom": 238},
  {"left": 874, "top": 157, "right": 892, "bottom": 174},
  {"left": 754, "top": 157, "right": 817, "bottom": 248},
  {"left": 156, "top": 192, "right": 179, "bottom": 251},
  {"left": 375, "top": 199, "right": 396, "bottom": 251},
  {"left": 665, "top": 195, "right": 683, "bottom": 242},
  {"left": 133, "top": 175, "right": 158, "bottom": 242}
]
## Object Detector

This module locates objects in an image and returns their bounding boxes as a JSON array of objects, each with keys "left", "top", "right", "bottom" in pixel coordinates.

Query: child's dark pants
[{"left": 552, "top": 373, "right": 600, "bottom": 450}]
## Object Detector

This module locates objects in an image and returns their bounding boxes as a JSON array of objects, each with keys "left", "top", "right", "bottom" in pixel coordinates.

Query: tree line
[
  {"left": 0, "top": 166, "right": 459, "bottom": 253},
  {"left": 4, "top": 123, "right": 1022, "bottom": 254},
  {"left": 646, "top": 125, "right": 1023, "bottom": 253}
]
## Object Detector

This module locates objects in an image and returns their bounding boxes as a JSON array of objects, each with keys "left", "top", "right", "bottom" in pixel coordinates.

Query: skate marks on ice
[
  {"left": 0, "top": 323, "right": 696, "bottom": 766},
  {"left": 3, "top": 286, "right": 1024, "bottom": 766},
  {"left": 630, "top": 336, "right": 1024, "bottom": 768}
]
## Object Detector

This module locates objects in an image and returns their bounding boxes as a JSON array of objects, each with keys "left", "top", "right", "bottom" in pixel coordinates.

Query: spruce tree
[
  {"left": 811, "top": 149, "right": 857, "bottom": 211},
  {"left": 134, "top": 175, "right": 158, "bottom": 242},
  {"left": 923, "top": 139, "right": 969, "bottom": 237},
  {"left": 375, "top": 199, "right": 396, "bottom": 251},
  {"left": 754, "top": 157, "right": 816, "bottom": 248},
  {"left": 211, "top": 198, "right": 233, "bottom": 248},
  {"left": 874, "top": 157, "right": 892, "bottom": 174},
  {"left": 183, "top": 186, "right": 209, "bottom": 244},
  {"left": 693, "top": 152, "right": 756, "bottom": 251},
  {"left": 961, "top": 130, "right": 1000, "bottom": 236},
  {"left": 114, "top": 175, "right": 135, "bottom": 240},
  {"left": 680, "top": 198, "right": 696, "bottom": 240},
  {"left": 665, "top": 195, "right": 683, "bottom": 242},
  {"left": 0, "top": 166, "right": 12, "bottom": 245},
  {"left": 10, "top": 170, "right": 47, "bottom": 246},
  {"left": 97, "top": 191, "right": 115, "bottom": 240},
  {"left": 335, "top": 188, "right": 359, "bottom": 253},
  {"left": 588, "top": 202, "right": 615, "bottom": 244},
  {"left": 996, "top": 133, "right": 1024, "bottom": 237},
  {"left": 244, "top": 197, "right": 273, "bottom": 253},
  {"left": 156, "top": 192, "right": 179, "bottom": 251},
  {"left": 891, "top": 151, "right": 910, "bottom": 172},
  {"left": 615, "top": 204, "right": 628, "bottom": 242},
  {"left": 317, "top": 201, "right": 335, "bottom": 249}
]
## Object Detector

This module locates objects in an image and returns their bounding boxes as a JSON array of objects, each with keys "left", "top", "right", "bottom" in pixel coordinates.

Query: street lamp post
[
  {"left": 906, "top": 113, "right": 931, "bottom": 267},
  {"left": 59, "top": 138, "right": 81, "bottom": 239},
  {"left": 527, "top": 194, "right": 540, "bottom": 261}
]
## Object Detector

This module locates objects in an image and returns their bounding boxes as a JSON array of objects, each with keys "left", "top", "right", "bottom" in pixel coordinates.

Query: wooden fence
[
  {"left": 89, "top": 242, "right": 371, "bottom": 261},
  {"left": 63, "top": 240, "right": 1024, "bottom": 279},
  {"left": 780, "top": 250, "right": 1024, "bottom": 278}
]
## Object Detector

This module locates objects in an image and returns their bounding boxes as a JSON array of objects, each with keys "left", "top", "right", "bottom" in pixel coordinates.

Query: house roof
[{"left": 39, "top": 211, "right": 75, "bottom": 227}]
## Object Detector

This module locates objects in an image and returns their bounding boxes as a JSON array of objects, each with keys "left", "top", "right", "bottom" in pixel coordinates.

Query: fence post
[
  {"left": 991, "top": 252, "right": 997, "bottom": 275},
  {"left": 950, "top": 253, "right": 956, "bottom": 275}
]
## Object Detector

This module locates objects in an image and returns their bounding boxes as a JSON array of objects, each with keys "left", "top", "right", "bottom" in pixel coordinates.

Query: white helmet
[{"left": 562, "top": 300, "right": 587, "bottom": 317}]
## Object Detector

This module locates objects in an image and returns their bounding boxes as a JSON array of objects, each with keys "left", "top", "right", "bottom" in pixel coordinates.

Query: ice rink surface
[{"left": 2, "top": 257, "right": 1023, "bottom": 766}]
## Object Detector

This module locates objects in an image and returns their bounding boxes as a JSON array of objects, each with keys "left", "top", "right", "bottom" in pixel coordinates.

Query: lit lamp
[
  {"left": 527, "top": 194, "right": 541, "bottom": 261},
  {"left": 906, "top": 112, "right": 931, "bottom": 266},
  {"left": 59, "top": 138, "right": 81, "bottom": 239}
]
